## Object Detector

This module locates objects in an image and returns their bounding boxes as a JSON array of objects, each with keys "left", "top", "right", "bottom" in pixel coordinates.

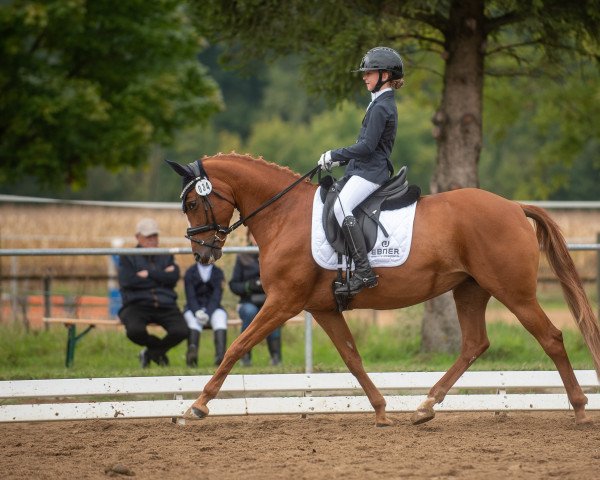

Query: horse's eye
[{"left": 186, "top": 201, "right": 197, "bottom": 211}]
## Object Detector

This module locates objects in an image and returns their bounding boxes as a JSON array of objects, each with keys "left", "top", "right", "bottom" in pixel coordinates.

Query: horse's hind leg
[
  {"left": 312, "top": 310, "right": 393, "bottom": 427},
  {"left": 505, "top": 298, "right": 590, "bottom": 424},
  {"left": 412, "top": 279, "right": 491, "bottom": 425}
]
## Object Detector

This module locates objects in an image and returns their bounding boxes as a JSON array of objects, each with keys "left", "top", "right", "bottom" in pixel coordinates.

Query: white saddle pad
[{"left": 311, "top": 188, "right": 417, "bottom": 270}]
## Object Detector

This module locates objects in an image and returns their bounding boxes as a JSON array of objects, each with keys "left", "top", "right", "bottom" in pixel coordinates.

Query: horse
[{"left": 167, "top": 152, "right": 600, "bottom": 426}]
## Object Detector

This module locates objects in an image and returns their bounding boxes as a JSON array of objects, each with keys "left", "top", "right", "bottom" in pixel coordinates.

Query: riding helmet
[{"left": 354, "top": 47, "right": 404, "bottom": 80}]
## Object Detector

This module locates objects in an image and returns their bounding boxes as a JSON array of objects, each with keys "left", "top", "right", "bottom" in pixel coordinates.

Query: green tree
[
  {"left": 191, "top": 0, "right": 600, "bottom": 354},
  {"left": 197, "top": 44, "right": 268, "bottom": 140},
  {"left": 0, "top": 0, "right": 221, "bottom": 188},
  {"left": 480, "top": 62, "right": 600, "bottom": 200}
]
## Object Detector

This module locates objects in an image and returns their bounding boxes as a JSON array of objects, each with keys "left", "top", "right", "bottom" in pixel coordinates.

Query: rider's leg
[{"left": 333, "top": 175, "right": 380, "bottom": 294}]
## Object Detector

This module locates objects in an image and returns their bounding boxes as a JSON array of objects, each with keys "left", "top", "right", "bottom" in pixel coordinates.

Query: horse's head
[{"left": 166, "top": 158, "right": 236, "bottom": 264}]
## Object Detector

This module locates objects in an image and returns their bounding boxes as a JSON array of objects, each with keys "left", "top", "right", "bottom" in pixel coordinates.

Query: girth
[{"left": 320, "top": 166, "right": 421, "bottom": 256}]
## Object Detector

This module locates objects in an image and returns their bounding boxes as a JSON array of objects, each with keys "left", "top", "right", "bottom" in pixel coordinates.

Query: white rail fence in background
[{"left": 1, "top": 370, "right": 598, "bottom": 423}]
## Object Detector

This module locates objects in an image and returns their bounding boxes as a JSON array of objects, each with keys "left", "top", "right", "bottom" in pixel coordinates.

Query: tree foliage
[
  {"left": 481, "top": 62, "right": 600, "bottom": 199},
  {"left": 0, "top": 0, "right": 221, "bottom": 188}
]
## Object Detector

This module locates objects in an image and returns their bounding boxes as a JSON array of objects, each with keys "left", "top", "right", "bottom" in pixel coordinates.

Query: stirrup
[
  {"left": 333, "top": 279, "right": 352, "bottom": 312},
  {"left": 335, "top": 273, "right": 378, "bottom": 295}
]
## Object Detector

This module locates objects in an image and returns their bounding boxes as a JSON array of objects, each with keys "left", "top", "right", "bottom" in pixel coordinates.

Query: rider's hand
[
  {"left": 317, "top": 151, "right": 339, "bottom": 171},
  {"left": 195, "top": 309, "right": 210, "bottom": 326}
]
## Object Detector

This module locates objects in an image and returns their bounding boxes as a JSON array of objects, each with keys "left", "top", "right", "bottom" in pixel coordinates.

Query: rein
[{"left": 185, "top": 164, "right": 322, "bottom": 250}]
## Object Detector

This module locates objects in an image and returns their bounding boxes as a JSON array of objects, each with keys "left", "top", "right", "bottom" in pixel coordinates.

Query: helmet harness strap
[{"left": 372, "top": 70, "right": 386, "bottom": 93}]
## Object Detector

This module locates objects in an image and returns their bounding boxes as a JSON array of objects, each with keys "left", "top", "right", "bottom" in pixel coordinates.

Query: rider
[{"left": 317, "top": 46, "right": 404, "bottom": 295}]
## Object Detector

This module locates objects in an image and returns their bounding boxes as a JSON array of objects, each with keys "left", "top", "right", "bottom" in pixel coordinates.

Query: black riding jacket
[{"left": 330, "top": 89, "right": 397, "bottom": 185}]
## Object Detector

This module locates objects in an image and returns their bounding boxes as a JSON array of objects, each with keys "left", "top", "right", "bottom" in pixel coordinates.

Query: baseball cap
[{"left": 136, "top": 218, "right": 159, "bottom": 237}]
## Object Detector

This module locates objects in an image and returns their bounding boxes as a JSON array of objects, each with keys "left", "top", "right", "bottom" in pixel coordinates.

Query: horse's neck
[{"left": 207, "top": 156, "right": 316, "bottom": 236}]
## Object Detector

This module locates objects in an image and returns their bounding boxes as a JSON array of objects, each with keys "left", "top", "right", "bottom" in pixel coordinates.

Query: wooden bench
[
  {"left": 1, "top": 370, "right": 598, "bottom": 423},
  {"left": 43, "top": 315, "right": 306, "bottom": 367}
]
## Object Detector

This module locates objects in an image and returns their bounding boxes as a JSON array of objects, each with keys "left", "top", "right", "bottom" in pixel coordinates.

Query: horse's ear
[{"left": 165, "top": 159, "right": 189, "bottom": 178}]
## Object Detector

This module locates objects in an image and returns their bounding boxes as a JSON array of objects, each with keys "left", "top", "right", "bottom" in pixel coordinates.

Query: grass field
[{"left": 0, "top": 309, "right": 595, "bottom": 381}]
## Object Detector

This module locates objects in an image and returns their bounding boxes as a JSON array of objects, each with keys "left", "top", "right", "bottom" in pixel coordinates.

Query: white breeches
[
  {"left": 333, "top": 175, "right": 380, "bottom": 226},
  {"left": 184, "top": 308, "right": 228, "bottom": 332}
]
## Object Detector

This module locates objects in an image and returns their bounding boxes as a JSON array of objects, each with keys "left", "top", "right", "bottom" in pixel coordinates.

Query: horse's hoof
[
  {"left": 183, "top": 405, "right": 209, "bottom": 420},
  {"left": 411, "top": 407, "right": 435, "bottom": 425},
  {"left": 574, "top": 413, "right": 594, "bottom": 425},
  {"left": 376, "top": 417, "right": 394, "bottom": 428}
]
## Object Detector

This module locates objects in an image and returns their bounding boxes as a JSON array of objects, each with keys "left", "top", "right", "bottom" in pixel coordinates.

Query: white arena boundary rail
[{"left": 1, "top": 370, "right": 599, "bottom": 423}]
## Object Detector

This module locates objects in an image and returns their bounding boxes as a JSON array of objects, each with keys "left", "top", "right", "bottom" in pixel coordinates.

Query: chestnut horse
[{"left": 168, "top": 153, "right": 600, "bottom": 426}]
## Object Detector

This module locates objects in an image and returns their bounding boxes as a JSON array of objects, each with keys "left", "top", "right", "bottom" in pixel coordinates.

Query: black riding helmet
[{"left": 353, "top": 46, "right": 404, "bottom": 93}]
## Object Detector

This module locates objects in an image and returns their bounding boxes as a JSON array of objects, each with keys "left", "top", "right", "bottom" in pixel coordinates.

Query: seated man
[
  {"left": 117, "top": 218, "right": 188, "bottom": 367},
  {"left": 183, "top": 261, "right": 228, "bottom": 367}
]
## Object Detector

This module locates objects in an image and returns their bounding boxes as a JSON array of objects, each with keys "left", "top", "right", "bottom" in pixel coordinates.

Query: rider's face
[{"left": 362, "top": 70, "right": 389, "bottom": 92}]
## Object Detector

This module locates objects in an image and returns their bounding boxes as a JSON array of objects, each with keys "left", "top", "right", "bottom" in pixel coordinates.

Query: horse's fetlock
[
  {"left": 572, "top": 392, "right": 588, "bottom": 409},
  {"left": 429, "top": 389, "right": 446, "bottom": 404}
]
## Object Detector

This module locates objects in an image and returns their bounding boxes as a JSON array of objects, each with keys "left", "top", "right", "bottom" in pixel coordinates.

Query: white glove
[
  {"left": 317, "top": 151, "right": 339, "bottom": 171},
  {"left": 194, "top": 309, "right": 210, "bottom": 327}
]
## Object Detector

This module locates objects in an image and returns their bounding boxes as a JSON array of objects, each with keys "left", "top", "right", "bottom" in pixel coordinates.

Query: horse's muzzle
[{"left": 193, "top": 249, "right": 222, "bottom": 265}]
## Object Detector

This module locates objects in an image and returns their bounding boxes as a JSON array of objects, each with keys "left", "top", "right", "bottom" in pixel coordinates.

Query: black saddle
[{"left": 320, "top": 166, "right": 421, "bottom": 255}]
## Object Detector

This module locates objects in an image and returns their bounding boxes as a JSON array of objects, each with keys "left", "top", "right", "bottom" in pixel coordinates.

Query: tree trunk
[{"left": 421, "top": 0, "right": 485, "bottom": 354}]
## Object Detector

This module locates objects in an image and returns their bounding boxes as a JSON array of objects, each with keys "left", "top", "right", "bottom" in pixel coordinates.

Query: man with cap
[{"left": 117, "top": 218, "right": 188, "bottom": 367}]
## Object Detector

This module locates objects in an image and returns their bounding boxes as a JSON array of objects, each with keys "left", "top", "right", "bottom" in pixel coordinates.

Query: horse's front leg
[
  {"left": 185, "top": 302, "right": 299, "bottom": 419},
  {"left": 312, "top": 310, "right": 393, "bottom": 427}
]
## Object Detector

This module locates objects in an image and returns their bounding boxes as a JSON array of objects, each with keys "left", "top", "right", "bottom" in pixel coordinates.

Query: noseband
[{"left": 179, "top": 159, "right": 321, "bottom": 252}]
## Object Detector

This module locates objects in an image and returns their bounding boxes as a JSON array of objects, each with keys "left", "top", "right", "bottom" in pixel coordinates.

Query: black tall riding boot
[
  {"left": 186, "top": 330, "right": 200, "bottom": 368},
  {"left": 213, "top": 329, "right": 227, "bottom": 366},
  {"left": 335, "top": 215, "right": 378, "bottom": 295},
  {"left": 267, "top": 336, "right": 282, "bottom": 366}
]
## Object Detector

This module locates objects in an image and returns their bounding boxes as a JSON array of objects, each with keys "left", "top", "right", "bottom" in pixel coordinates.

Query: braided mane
[{"left": 204, "top": 152, "right": 304, "bottom": 180}]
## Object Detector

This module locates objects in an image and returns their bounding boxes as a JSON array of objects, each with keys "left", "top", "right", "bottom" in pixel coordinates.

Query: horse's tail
[{"left": 521, "top": 203, "right": 600, "bottom": 376}]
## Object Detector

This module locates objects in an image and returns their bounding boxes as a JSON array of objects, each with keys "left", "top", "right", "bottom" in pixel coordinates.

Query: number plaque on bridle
[{"left": 195, "top": 178, "right": 213, "bottom": 196}]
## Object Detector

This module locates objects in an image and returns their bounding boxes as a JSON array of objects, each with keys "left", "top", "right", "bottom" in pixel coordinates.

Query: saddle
[{"left": 320, "top": 166, "right": 421, "bottom": 256}]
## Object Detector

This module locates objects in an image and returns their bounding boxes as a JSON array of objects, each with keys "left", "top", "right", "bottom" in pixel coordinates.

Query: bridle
[
  {"left": 183, "top": 187, "right": 235, "bottom": 251},
  {"left": 178, "top": 159, "right": 321, "bottom": 252}
]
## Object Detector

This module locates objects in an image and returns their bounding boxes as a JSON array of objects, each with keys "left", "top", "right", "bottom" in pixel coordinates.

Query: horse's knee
[{"left": 227, "top": 343, "right": 244, "bottom": 359}]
